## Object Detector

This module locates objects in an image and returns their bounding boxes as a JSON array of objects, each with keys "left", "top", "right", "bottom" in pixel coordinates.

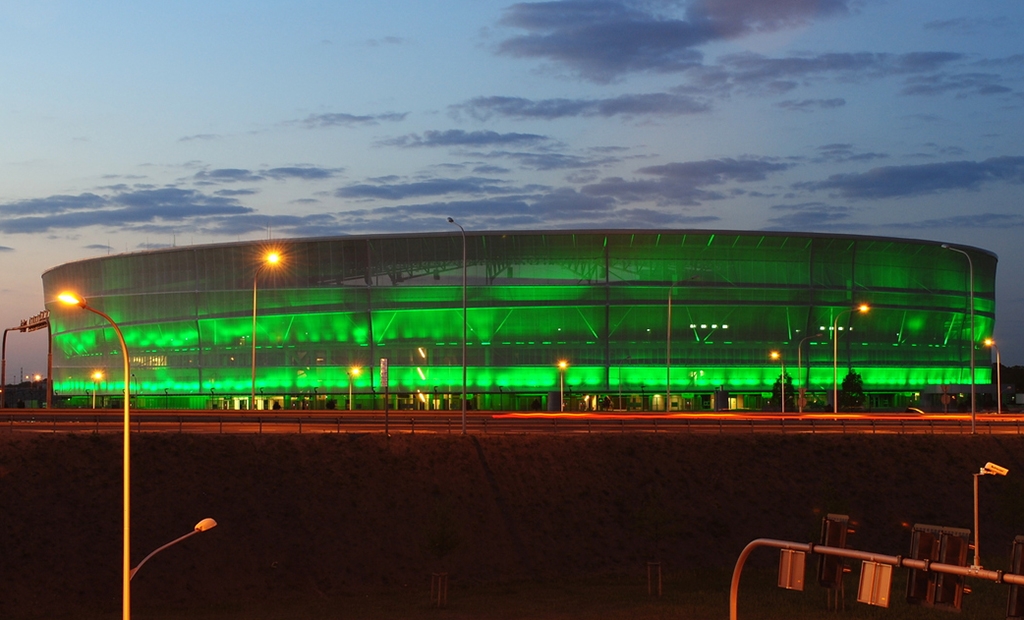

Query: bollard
[
  {"left": 430, "top": 572, "right": 448, "bottom": 608},
  {"left": 647, "top": 561, "right": 662, "bottom": 597}
]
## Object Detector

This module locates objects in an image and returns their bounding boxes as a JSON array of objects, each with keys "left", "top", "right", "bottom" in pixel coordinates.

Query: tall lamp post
[
  {"left": 972, "top": 462, "right": 1009, "bottom": 569},
  {"left": 558, "top": 360, "right": 568, "bottom": 411},
  {"left": 942, "top": 244, "right": 976, "bottom": 433},
  {"left": 447, "top": 217, "right": 467, "bottom": 434},
  {"left": 769, "top": 351, "right": 785, "bottom": 414},
  {"left": 832, "top": 304, "right": 869, "bottom": 414},
  {"left": 984, "top": 339, "right": 1001, "bottom": 414},
  {"left": 347, "top": 366, "right": 361, "bottom": 411},
  {"left": 58, "top": 292, "right": 132, "bottom": 620},
  {"left": 796, "top": 332, "right": 822, "bottom": 413},
  {"left": 251, "top": 252, "right": 281, "bottom": 412}
]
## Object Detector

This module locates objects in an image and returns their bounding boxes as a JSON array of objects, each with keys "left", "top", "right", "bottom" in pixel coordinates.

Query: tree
[
  {"left": 839, "top": 371, "right": 865, "bottom": 410},
  {"left": 770, "top": 372, "right": 795, "bottom": 411}
]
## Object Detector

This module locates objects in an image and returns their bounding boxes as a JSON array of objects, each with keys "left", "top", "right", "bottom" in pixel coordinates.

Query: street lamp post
[
  {"left": 984, "top": 339, "right": 1001, "bottom": 414},
  {"left": 558, "top": 360, "right": 568, "bottom": 411},
  {"left": 796, "top": 333, "right": 823, "bottom": 413},
  {"left": 130, "top": 518, "right": 217, "bottom": 580},
  {"left": 972, "top": 462, "right": 1009, "bottom": 569},
  {"left": 251, "top": 252, "right": 281, "bottom": 412},
  {"left": 832, "top": 304, "right": 869, "bottom": 414},
  {"left": 58, "top": 292, "right": 131, "bottom": 620},
  {"left": 347, "top": 366, "right": 361, "bottom": 411},
  {"left": 942, "top": 244, "right": 976, "bottom": 433},
  {"left": 770, "top": 351, "right": 785, "bottom": 414},
  {"left": 92, "top": 371, "right": 103, "bottom": 409},
  {"left": 447, "top": 217, "right": 467, "bottom": 434}
]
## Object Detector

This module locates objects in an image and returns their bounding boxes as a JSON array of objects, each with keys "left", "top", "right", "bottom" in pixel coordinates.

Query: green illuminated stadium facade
[{"left": 41, "top": 230, "right": 996, "bottom": 412}]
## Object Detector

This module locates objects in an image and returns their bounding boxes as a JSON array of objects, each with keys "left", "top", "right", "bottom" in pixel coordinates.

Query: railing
[{"left": 2, "top": 410, "right": 1023, "bottom": 435}]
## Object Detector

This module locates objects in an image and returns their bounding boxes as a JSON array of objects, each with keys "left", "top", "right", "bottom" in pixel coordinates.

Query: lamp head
[
  {"left": 770, "top": 351, "right": 780, "bottom": 360},
  {"left": 349, "top": 366, "right": 362, "bottom": 376},
  {"left": 447, "top": 217, "right": 454, "bottom": 223},
  {"left": 981, "top": 462, "right": 1008, "bottom": 476},
  {"left": 941, "top": 243, "right": 950, "bottom": 249},
  {"left": 265, "top": 252, "right": 281, "bottom": 265},
  {"left": 984, "top": 338, "right": 995, "bottom": 347},
  {"left": 58, "top": 292, "right": 86, "bottom": 308},
  {"left": 194, "top": 518, "right": 218, "bottom": 532},
  {"left": 857, "top": 304, "right": 870, "bottom": 313},
  {"left": 558, "top": 360, "right": 568, "bottom": 370}
]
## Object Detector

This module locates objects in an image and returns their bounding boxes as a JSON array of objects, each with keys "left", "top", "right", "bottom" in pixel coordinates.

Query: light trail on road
[{"left": 2, "top": 409, "right": 1024, "bottom": 436}]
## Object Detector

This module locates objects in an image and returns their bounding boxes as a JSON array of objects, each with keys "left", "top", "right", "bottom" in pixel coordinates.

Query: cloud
[
  {"left": 775, "top": 98, "right": 845, "bottom": 112},
  {"left": 900, "top": 72, "right": 1011, "bottom": 97},
  {"left": 0, "top": 188, "right": 251, "bottom": 234},
  {"left": 263, "top": 166, "right": 342, "bottom": 180},
  {"left": 194, "top": 168, "right": 265, "bottom": 183},
  {"left": 891, "top": 212, "right": 1024, "bottom": 230},
  {"left": 379, "top": 129, "right": 551, "bottom": 148},
  {"left": 697, "top": 51, "right": 967, "bottom": 96},
  {"left": 764, "top": 201, "right": 858, "bottom": 230},
  {"left": 335, "top": 177, "right": 541, "bottom": 200},
  {"left": 813, "top": 143, "right": 888, "bottom": 163},
  {"left": 194, "top": 166, "right": 342, "bottom": 185},
  {"left": 799, "top": 156, "right": 1024, "bottom": 199},
  {"left": 473, "top": 149, "right": 622, "bottom": 171},
  {"left": 496, "top": 0, "right": 851, "bottom": 82},
  {"left": 0, "top": 245, "right": 13, "bottom": 252},
  {"left": 300, "top": 112, "right": 408, "bottom": 128},
  {"left": 453, "top": 92, "right": 710, "bottom": 120},
  {"left": 582, "top": 157, "right": 792, "bottom": 205},
  {"left": 178, "top": 134, "right": 220, "bottom": 142}
]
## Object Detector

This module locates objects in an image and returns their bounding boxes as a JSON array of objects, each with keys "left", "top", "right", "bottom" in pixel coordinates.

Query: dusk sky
[{"left": 2, "top": 0, "right": 1023, "bottom": 376}]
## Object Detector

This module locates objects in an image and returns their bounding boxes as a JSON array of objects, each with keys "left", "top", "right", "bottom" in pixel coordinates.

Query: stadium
[{"left": 40, "top": 230, "right": 997, "bottom": 412}]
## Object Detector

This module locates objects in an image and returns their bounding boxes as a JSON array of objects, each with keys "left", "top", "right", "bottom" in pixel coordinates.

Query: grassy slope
[{"left": 1, "top": 432, "right": 1023, "bottom": 618}]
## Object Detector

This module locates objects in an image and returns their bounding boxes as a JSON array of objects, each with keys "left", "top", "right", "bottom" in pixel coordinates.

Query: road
[{"left": 2, "top": 409, "right": 1023, "bottom": 435}]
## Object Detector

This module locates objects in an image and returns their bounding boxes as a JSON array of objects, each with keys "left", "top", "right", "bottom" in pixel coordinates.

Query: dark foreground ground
[{"left": 1, "top": 431, "right": 1023, "bottom": 618}]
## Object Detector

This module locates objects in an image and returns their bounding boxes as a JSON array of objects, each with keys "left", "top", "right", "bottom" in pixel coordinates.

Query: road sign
[{"left": 380, "top": 358, "right": 389, "bottom": 388}]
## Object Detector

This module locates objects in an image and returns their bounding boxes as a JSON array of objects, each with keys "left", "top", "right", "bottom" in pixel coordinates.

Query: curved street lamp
[
  {"left": 58, "top": 291, "right": 132, "bottom": 620},
  {"left": 972, "top": 462, "right": 1008, "bottom": 569},
  {"left": 558, "top": 360, "right": 568, "bottom": 411},
  {"left": 130, "top": 518, "right": 218, "bottom": 580},
  {"left": 984, "top": 338, "right": 1001, "bottom": 414},
  {"left": 770, "top": 351, "right": 785, "bottom": 414},
  {"left": 796, "top": 332, "right": 822, "bottom": 413},
  {"left": 942, "top": 244, "right": 976, "bottom": 433},
  {"left": 446, "top": 217, "right": 467, "bottom": 434},
  {"left": 832, "top": 304, "right": 869, "bottom": 414},
  {"left": 347, "top": 366, "right": 361, "bottom": 411},
  {"left": 252, "top": 252, "right": 282, "bottom": 411}
]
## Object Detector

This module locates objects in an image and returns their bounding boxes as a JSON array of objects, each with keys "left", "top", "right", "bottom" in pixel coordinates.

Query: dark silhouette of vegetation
[
  {"left": 770, "top": 372, "right": 795, "bottom": 411},
  {"left": 839, "top": 371, "right": 865, "bottom": 410}
]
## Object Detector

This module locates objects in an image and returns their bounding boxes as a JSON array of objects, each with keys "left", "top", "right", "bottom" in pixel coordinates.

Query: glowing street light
[
  {"left": 447, "top": 217, "right": 468, "bottom": 434},
  {"left": 58, "top": 291, "right": 132, "bottom": 620},
  {"left": 92, "top": 370, "right": 104, "bottom": 409},
  {"left": 770, "top": 351, "right": 785, "bottom": 414},
  {"left": 832, "top": 304, "right": 869, "bottom": 414},
  {"left": 558, "top": 360, "right": 568, "bottom": 411},
  {"left": 942, "top": 244, "right": 976, "bottom": 433},
  {"left": 984, "top": 338, "right": 1001, "bottom": 414},
  {"left": 972, "top": 462, "right": 1008, "bottom": 569},
  {"left": 251, "top": 251, "right": 282, "bottom": 411},
  {"left": 347, "top": 366, "right": 361, "bottom": 411},
  {"left": 130, "top": 518, "right": 217, "bottom": 581}
]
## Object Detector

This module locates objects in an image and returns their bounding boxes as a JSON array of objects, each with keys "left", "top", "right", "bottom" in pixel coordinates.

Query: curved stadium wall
[{"left": 41, "top": 230, "right": 996, "bottom": 411}]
